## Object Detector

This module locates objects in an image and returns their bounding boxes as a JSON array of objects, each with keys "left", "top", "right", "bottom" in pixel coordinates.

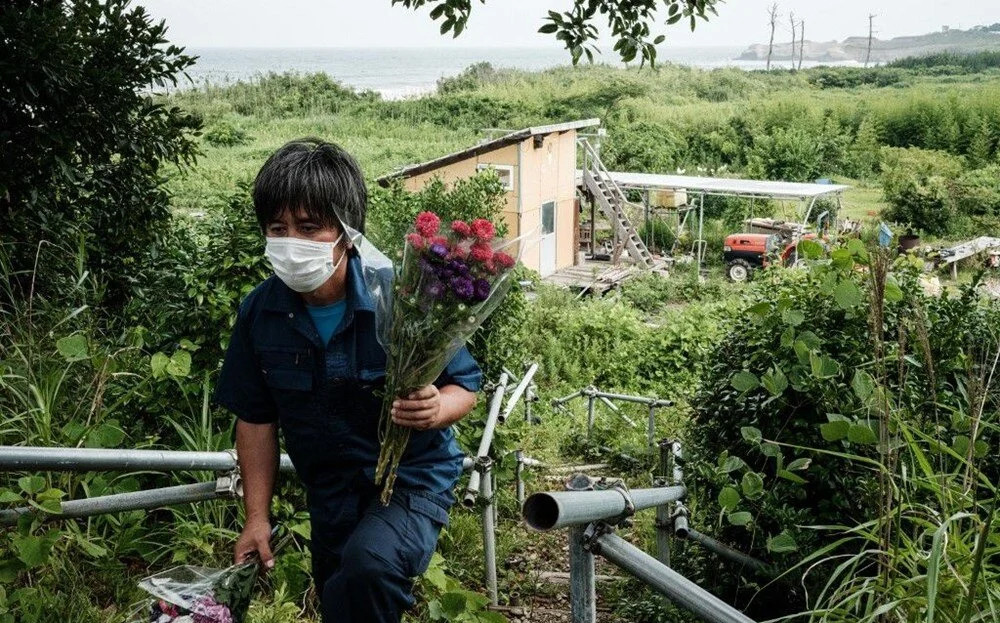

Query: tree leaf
[
  {"left": 150, "top": 352, "right": 169, "bottom": 378},
  {"left": 727, "top": 511, "right": 752, "bottom": 526},
  {"left": 851, "top": 370, "right": 875, "bottom": 402},
  {"left": 820, "top": 420, "right": 850, "bottom": 442},
  {"left": 741, "top": 426, "right": 762, "bottom": 443},
  {"left": 731, "top": 371, "right": 759, "bottom": 392},
  {"left": 741, "top": 471, "right": 764, "bottom": 500},
  {"left": 17, "top": 476, "right": 45, "bottom": 495},
  {"left": 787, "top": 457, "right": 812, "bottom": 471},
  {"left": 767, "top": 530, "right": 798, "bottom": 553},
  {"left": 781, "top": 309, "right": 804, "bottom": 326},
  {"left": 777, "top": 469, "right": 807, "bottom": 484},
  {"left": 166, "top": 350, "right": 191, "bottom": 377},
  {"left": 56, "top": 334, "right": 89, "bottom": 362},
  {"left": 884, "top": 275, "right": 904, "bottom": 303},
  {"left": 848, "top": 423, "right": 879, "bottom": 445},
  {"left": 833, "top": 280, "right": 862, "bottom": 309},
  {"left": 718, "top": 486, "right": 741, "bottom": 510},
  {"left": 798, "top": 239, "right": 823, "bottom": 259},
  {"left": 761, "top": 367, "right": 788, "bottom": 396}
]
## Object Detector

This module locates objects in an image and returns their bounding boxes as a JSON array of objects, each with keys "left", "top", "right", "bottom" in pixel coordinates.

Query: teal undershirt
[{"left": 305, "top": 299, "right": 347, "bottom": 346}]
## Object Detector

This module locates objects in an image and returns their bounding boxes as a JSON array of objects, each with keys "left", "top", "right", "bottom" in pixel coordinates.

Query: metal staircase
[{"left": 579, "top": 139, "right": 655, "bottom": 269}]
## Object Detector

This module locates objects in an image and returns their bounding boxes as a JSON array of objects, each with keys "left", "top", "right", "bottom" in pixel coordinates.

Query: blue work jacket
[{"left": 213, "top": 252, "right": 482, "bottom": 495}]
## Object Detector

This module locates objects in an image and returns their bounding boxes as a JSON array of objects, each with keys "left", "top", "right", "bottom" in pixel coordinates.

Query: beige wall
[
  {"left": 517, "top": 130, "right": 578, "bottom": 273},
  {"left": 401, "top": 131, "right": 579, "bottom": 274}
]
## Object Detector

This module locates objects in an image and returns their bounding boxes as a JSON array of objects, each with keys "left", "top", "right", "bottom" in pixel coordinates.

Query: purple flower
[
  {"left": 448, "top": 259, "right": 470, "bottom": 276},
  {"left": 419, "top": 258, "right": 435, "bottom": 274},
  {"left": 425, "top": 280, "right": 445, "bottom": 299},
  {"left": 429, "top": 243, "right": 449, "bottom": 258},
  {"left": 449, "top": 276, "right": 475, "bottom": 301},
  {"left": 473, "top": 278, "right": 491, "bottom": 302}
]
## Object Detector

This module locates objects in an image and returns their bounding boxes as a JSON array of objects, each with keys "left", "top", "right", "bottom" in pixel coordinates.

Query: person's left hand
[{"left": 391, "top": 385, "right": 443, "bottom": 430}]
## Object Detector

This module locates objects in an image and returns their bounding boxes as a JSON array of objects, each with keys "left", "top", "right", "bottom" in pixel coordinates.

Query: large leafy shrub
[
  {"left": 882, "top": 147, "right": 1000, "bottom": 237},
  {"left": 0, "top": 0, "right": 200, "bottom": 307},
  {"left": 684, "top": 241, "right": 1000, "bottom": 616},
  {"left": 881, "top": 147, "right": 965, "bottom": 236}
]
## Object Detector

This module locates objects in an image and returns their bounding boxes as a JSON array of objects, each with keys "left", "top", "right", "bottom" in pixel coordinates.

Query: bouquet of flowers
[
  {"left": 374, "top": 211, "right": 519, "bottom": 503},
  {"left": 127, "top": 561, "right": 257, "bottom": 623}
]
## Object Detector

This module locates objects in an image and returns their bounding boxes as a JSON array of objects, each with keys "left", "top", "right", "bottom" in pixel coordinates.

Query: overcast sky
[{"left": 139, "top": 1, "right": 998, "bottom": 49}]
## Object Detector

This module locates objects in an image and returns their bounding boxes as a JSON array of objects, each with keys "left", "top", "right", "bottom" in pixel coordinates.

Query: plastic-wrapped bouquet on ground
[
  {"left": 374, "top": 211, "right": 520, "bottom": 503},
  {"left": 128, "top": 560, "right": 257, "bottom": 623}
]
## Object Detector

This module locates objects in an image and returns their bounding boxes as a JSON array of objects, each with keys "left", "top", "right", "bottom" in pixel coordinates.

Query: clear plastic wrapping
[{"left": 127, "top": 561, "right": 257, "bottom": 623}]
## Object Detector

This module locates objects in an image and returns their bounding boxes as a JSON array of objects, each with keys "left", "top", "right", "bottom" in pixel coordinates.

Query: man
[{"left": 213, "top": 138, "right": 481, "bottom": 622}]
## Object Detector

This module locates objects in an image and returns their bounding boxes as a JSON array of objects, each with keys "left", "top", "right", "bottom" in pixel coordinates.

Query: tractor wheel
[{"left": 726, "top": 259, "right": 752, "bottom": 282}]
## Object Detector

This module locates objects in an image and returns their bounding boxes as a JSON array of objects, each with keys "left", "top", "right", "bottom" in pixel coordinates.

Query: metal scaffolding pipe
[
  {"left": 522, "top": 485, "right": 687, "bottom": 532},
  {"left": 0, "top": 446, "right": 295, "bottom": 474},
  {"left": 594, "top": 391, "right": 671, "bottom": 408},
  {"left": 552, "top": 389, "right": 583, "bottom": 406},
  {"left": 594, "top": 532, "right": 756, "bottom": 623},
  {"left": 481, "top": 462, "right": 498, "bottom": 606},
  {"left": 655, "top": 440, "right": 674, "bottom": 567},
  {"left": 499, "top": 363, "right": 538, "bottom": 423},
  {"left": 569, "top": 524, "right": 597, "bottom": 623},
  {"left": 0, "top": 481, "right": 225, "bottom": 525},
  {"left": 463, "top": 372, "right": 510, "bottom": 507},
  {"left": 674, "top": 518, "right": 773, "bottom": 576}
]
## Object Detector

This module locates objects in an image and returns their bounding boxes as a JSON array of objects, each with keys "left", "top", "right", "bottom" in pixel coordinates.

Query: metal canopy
[{"left": 577, "top": 170, "right": 850, "bottom": 200}]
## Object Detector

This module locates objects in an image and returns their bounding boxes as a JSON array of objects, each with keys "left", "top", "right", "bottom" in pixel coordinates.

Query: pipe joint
[
  {"left": 596, "top": 478, "right": 635, "bottom": 527},
  {"left": 581, "top": 521, "right": 614, "bottom": 555}
]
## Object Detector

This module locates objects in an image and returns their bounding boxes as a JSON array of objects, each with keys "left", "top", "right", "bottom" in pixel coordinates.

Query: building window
[
  {"left": 542, "top": 201, "right": 555, "bottom": 235},
  {"left": 476, "top": 163, "right": 514, "bottom": 191}
]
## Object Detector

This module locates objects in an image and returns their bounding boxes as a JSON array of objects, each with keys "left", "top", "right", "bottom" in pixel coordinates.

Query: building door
[{"left": 540, "top": 200, "right": 556, "bottom": 276}]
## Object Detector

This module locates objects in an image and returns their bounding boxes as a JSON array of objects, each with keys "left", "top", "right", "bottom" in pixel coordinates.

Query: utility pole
[
  {"left": 798, "top": 20, "right": 805, "bottom": 70},
  {"left": 766, "top": 3, "right": 779, "bottom": 71},
  {"left": 865, "top": 14, "right": 876, "bottom": 67},
  {"left": 789, "top": 12, "right": 796, "bottom": 70}
]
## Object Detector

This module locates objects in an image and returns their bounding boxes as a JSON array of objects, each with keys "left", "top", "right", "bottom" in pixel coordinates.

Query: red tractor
[{"left": 723, "top": 226, "right": 819, "bottom": 282}]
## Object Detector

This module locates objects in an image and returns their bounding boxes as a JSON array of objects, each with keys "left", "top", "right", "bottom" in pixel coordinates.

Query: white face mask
[{"left": 265, "top": 233, "right": 346, "bottom": 293}]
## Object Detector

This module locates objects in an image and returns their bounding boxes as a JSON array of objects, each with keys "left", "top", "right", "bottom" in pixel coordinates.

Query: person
[{"left": 213, "top": 138, "right": 482, "bottom": 622}]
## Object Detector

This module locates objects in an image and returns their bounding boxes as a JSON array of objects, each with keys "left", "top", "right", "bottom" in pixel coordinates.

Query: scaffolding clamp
[
  {"left": 595, "top": 477, "right": 635, "bottom": 528},
  {"left": 581, "top": 521, "right": 614, "bottom": 555}
]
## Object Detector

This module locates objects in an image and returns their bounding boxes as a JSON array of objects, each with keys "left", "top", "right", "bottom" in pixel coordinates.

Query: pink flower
[
  {"left": 192, "top": 596, "right": 233, "bottom": 623},
  {"left": 470, "top": 219, "right": 495, "bottom": 242},
  {"left": 415, "top": 211, "right": 441, "bottom": 238},
  {"left": 430, "top": 235, "right": 449, "bottom": 248},
  {"left": 470, "top": 241, "right": 494, "bottom": 263},
  {"left": 405, "top": 233, "right": 425, "bottom": 250},
  {"left": 494, "top": 251, "right": 515, "bottom": 269},
  {"left": 451, "top": 220, "right": 472, "bottom": 238}
]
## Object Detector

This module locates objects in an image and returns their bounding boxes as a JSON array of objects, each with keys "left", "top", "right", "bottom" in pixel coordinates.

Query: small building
[{"left": 377, "top": 119, "right": 600, "bottom": 276}]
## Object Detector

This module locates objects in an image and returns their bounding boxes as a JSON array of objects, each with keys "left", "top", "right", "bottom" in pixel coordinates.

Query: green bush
[
  {"left": 203, "top": 120, "right": 250, "bottom": 147},
  {"left": 684, "top": 243, "right": 1000, "bottom": 616},
  {"left": 0, "top": 0, "right": 200, "bottom": 308},
  {"left": 602, "top": 121, "right": 682, "bottom": 174},
  {"left": 881, "top": 147, "right": 965, "bottom": 235}
]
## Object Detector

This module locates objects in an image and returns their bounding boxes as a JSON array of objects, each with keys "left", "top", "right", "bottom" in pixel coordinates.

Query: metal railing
[
  {"left": 552, "top": 385, "right": 672, "bottom": 448},
  {"left": 0, "top": 446, "right": 293, "bottom": 525},
  {"left": 520, "top": 442, "right": 771, "bottom": 623},
  {"left": 1, "top": 368, "right": 774, "bottom": 622}
]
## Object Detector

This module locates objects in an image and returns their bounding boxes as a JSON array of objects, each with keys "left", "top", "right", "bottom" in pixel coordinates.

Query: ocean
[{"left": 177, "top": 46, "right": 859, "bottom": 99}]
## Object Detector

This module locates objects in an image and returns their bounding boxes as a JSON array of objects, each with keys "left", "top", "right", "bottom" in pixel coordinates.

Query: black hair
[{"left": 252, "top": 137, "right": 367, "bottom": 234}]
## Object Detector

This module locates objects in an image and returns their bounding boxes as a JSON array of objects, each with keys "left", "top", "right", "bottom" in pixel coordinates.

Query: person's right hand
[{"left": 234, "top": 517, "right": 275, "bottom": 570}]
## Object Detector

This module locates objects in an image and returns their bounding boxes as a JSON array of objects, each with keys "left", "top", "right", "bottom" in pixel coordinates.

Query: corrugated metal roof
[
  {"left": 377, "top": 118, "right": 600, "bottom": 185},
  {"left": 587, "top": 170, "right": 850, "bottom": 199}
]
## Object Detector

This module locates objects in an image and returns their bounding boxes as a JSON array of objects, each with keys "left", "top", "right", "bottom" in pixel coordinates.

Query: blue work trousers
[{"left": 308, "top": 481, "right": 451, "bottom": 623}]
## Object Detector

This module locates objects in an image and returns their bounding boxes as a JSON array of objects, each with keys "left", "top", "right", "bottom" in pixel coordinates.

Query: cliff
[{"left": 738, "top": 26, "right": 1000, "bottom": 63}]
